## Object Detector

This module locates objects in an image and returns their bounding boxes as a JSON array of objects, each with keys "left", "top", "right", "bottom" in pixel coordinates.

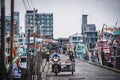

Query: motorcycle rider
[
  {"left": 50, "top": 50, "right": 61, "bottom": 72},
  {"left": 68, "top": 50, "right": 75, "bottom": 62}
]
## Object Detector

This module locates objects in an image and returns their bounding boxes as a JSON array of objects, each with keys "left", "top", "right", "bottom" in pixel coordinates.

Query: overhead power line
[
  {"left": 22, "top": 0, "right": 35, "bottom": 10},
  {"left": 22, "top": 0, "right": 28, "bottom": 10},
  {"left": 26, "top": 0, "right": 32, "bottom": 9},
  {"left": 29, "top": 0, "right": 35, "bottom": 8}
]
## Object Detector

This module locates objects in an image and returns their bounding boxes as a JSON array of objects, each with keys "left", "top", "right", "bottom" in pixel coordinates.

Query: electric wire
[
  {"left": 29, "top": 0, "right": 35, "bottom": 9},
  {"left": 21, "top": 0, "right": 36, "bottom": 10},
  {"left": 26, "top": 0, "right": 32, "bottom": 10},
  {"left": 21, "top": 0, "right": 29, "bottom": 10}
]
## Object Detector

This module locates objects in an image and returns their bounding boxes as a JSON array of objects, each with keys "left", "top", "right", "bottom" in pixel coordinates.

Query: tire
[
  {"left": 55, "top": 72, "right": 58, "bottom": 76},
  {"left": 72, "top": 71, "right": 74, "bottom": 75},
  {"left": 71, "top": 63, "right": 74, "bottom": 75},
  {"left": 54, "top": 65, "right": 58, "bottom": 76}
]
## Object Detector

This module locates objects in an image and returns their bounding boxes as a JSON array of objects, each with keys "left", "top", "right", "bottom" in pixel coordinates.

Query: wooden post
[
  {"left": 0, "top": 0, "right": 6, "bottom": 80},
  {"left": 27, "top": 17, "right": 30, "bottom": 80},
  {"left": 9, "top": 0, "right": 14, "bottom": 80},
  {"left": 33, "top": 8, "right": 37, "bottom": 80},
  {"left": 101, "top": 24, "right": 105, "bottom": 65}
]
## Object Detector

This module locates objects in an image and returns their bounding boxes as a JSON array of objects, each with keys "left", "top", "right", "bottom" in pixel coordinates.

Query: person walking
[{"left": 46, "top": 51, "right": 51, "bottom": 62}]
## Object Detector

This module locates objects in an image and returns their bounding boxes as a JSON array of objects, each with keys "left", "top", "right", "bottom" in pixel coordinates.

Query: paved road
[{"left": 44, "top": 54, "right": 120, "bottom": 80}]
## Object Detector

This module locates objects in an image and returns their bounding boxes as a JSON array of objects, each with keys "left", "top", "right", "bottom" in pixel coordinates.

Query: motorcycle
[
  {"left": 51, "top": 57, "right": 75, "bottom": 76},
  {"left": 52, "top": 57, "right": 60, "bottom": 76}
]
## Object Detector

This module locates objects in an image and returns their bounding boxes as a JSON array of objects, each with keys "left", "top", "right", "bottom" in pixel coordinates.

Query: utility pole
[
  {"left": 27, "top": 17, "right": 30, "bottom": 80},
  {"left": 33, "top": 8, "right": 37, "bottom": 80},
  {"left": 101, "top": 24, "right": 105, "bottom": 65},
  {"left": 0, "top": 0, "right": 6, "bottom": 80},
  {"left": 38, "top": 24, "right": 43, "bottom": 79},
  {"left": 9, "top": 0, "right": 14, "bottom": 80}
]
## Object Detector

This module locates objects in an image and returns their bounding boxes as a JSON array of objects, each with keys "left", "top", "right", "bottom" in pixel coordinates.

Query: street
[{"left": 45, "top": 54, "right": 120, "bottom": 80}]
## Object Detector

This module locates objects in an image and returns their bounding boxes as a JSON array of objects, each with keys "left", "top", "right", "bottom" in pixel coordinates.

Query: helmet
[{"left": 54, "top": 54, "right": 58, "bottom": 57}]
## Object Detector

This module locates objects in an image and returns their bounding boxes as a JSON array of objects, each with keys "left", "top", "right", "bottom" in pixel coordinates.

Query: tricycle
[
  {"left": 61, "top": 60, "right": 75, "bottom": 75},
  {"left": 52, "top": 58, "right": 75, "bottom": 76}
]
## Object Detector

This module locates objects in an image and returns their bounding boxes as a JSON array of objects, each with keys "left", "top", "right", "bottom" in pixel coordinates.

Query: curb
[{"left": 82, "top": 60, "right": 120, "bottom": 73}]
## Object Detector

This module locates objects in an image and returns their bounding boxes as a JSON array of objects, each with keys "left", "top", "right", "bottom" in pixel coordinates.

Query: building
[
  {"left": 0, "top": 12, "right": 19, "bottom": 40},
  {"left": 25, "top": 10, "right": 53, "bottom": 39},
  {"left": 81, "top": 15, "right": 98, "bottom": 48},
  {"left": 5, "top": 12, "right": 20, "bottom": 35},
  {"left": 14, "top": 12, "right": 20, "bottom": 35},
  {"left": 69, "top": 33, "right": 83, "bottom": 46}
]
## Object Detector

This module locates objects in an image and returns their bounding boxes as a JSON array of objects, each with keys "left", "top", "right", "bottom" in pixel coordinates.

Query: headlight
[{"left": 54, "top": 58, "right": 58, "bottom": 61}]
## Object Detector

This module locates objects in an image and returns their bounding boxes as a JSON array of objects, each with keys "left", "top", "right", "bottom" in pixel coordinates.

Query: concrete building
[
  {"left": 25, "top": 10, "right": 53, "bottom": 39},
  {"left": 69, "top": 33, "right": 86, "bottom": 60},
  {"left": 69, "top": 33, "right": 83, "bottom": 46},
  {"left": 81, "top": 15, "right": 98, "bottom": 48},
  {"left": 5, "top": 12, "right": 20, "bottom": 35}
]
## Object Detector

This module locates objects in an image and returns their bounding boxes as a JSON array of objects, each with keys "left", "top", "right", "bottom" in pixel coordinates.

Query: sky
[{"left": 5, "top": 0, "right": 120, "bottom": 39}]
